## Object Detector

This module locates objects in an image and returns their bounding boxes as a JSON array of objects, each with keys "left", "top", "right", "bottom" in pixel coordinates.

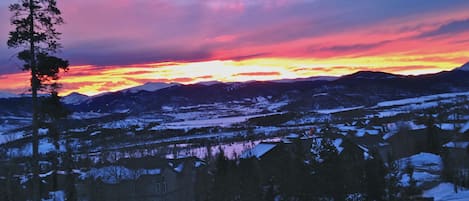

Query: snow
[
  {"left": 101, "top": 118, "right": 146, "bottom": 129},
  {"left": 43, "top": 190, "right": 65, "bottom": 201},
  {"left": 195, "top": 161, "right": 204, "bottom": 168},
  {"left": 83, "top": 166, "right": 161, "bottom": 184},
  {"left": 315, "top": 106, "right": 364, "bottom": 114},
  {"left": 70, "top": 112, "right": 110, "bottom": 120},
  {"left": 196, "top": 81, "right": 222, "bottom": 86},
  {"left": 357, "top": 145, "right": 372, "bottom": 160},
  {"left": 90, "top": 131, "right": 101, "bottom": 136},
  {"left": 0, "top": 131, "right": 25, "bottom": 145},
  {"left": 443, "top": 141, "right": 469, "bottom": 149},
  {"left": 332, "top": 138, "right": 344, "bottom": 153},
  {"left": 383, "top": 131, "right": 398, "bottom": 140},
  {"left": 375, "top": 91, "right": 469, "bottom": 108},
  {"left": 286, "top": 133, "right": 300, "bottom": 139},
  {"left": 0, "top": 91, "right": 19, "bottom": 99},
  {"left": 240, "top": 143, "right": 277, "bottom": 159},
  {"left": 174, "top": 163, "right": 184, "bottom": 173},
  {"left": 397, "top": 153, "right": 443, "bottom": 187},
  {"left": 459, "top": 121, "right": 469, "bottom": 133},
  {"left": 423, "top": 183, "right": 469, "bottom": 201},
  {"left": 355, "top": 129, "right": 379, "bottom": 137},
  {"left": 455, "top": 61, "right": 469, "bottom": 71},
  {"left": 398, "top": 152, "right": 443, "bottom": 172},
  {"left": 123, "top": 82, "right": 179, "bottom": 93},
  {"left": 62, "top": 92, "right": 89, "bottom": 105},
  {"left": 8, "top": 139, "right": 66, "bottom": 156},
  {"left": 153, "top": 113, "right": 282, "bottom": 130},
  {"left": 438, "top": 123, "right": 457, "bottom": 131},
  {"left": 38, "top": 128, "right": 49, "bottom": 135},
  {"left": 272, "top": 76, "right": 338, "bottom": 83}
]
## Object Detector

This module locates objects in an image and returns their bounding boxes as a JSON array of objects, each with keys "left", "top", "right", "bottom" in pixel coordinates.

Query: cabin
[
  {"left": 76, "top": 156, "right": 205, "bottom": 201},
  {"left": 384, "top": 127, "right": 453, "bottom": 159},
  {"left": 442, "top": 134, "right": 469, "bottom": 172}
]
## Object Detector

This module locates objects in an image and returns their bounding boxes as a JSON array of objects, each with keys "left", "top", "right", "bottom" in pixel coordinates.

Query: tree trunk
[{"left": 29, "top": 0, "right": 40, "bottom": 200}]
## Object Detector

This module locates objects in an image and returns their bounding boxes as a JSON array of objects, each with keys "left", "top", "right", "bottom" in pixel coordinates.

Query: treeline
[{"left": 195, "top": 139, "right": 420, "bottom": 201}]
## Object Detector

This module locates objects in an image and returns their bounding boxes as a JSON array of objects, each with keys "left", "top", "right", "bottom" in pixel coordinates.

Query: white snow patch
[
  {"left": 154, "top": 113, "right": 282, "bottom": 130},
  {"left": 84, "top": 166, "right": 161, "bottom": 184},
  {"left": 423, "top": 182, "right": 469, "bottom": 201},
  {"left": 43, "top": 190, "right": 65, "bottom": 201},
  {"left": 443, "top": 142, "right": 469, "bottom": 149},
  {"left": 240, "top": 143, "right": 277, "bottom": 159},
  {"left": 70, "top": 112, "right": 110, "bottom": 120},
  {"left": 375, "top": 91, "right": 469, "bottom": 108},
  {"left": 0, "top": 91, "right": 19, "bottom": 99},
  {"left": 62, "top": 92, "right": 89, "bottom": 105},
  {"left": 315, "top": 106, "right": 364, "bottom": 114},
  {"left": 398, "top": 152, "right": 443, "bottom": 172},
  {"left": 333, "top": 138, "right": 344, "bottom": 154},
  {"left": 459, "top": 121, "right": 469, "bottom": 133},
  {"left": 123, "top": 82, "right": 179, "bottom": 93}
]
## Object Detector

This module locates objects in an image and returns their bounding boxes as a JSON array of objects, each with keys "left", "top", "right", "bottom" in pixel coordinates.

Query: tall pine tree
[{"left": 7, "top": 1, "right": 68, "bottom": 200}]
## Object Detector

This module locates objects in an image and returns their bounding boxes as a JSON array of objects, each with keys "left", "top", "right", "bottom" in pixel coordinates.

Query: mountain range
[{"left": 2, "top": 62, "right": 469, "bottom": 115}]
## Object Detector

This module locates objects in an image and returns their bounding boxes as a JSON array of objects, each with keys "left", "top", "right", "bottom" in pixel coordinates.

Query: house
[
  {"left": 442, "top": 134, "right": 469, "bottom": 172},
  {"left": 241, "top": 134, "right": 372, "bottom": 192},
  {"left": 384, "top": 127, "right": 453, "bottom": 159},
  {"left": 76, "top": 156, "right": 205, "bottom": 201},
  {"left": 351, "top": 134, "right": 392, "bottom": 162}
]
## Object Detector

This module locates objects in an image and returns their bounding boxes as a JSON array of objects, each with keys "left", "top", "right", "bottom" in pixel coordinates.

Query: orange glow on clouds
[
  {"left": 1, "top": 1, "right": 469, "bottom": 96},
  {"left": 0, "top": 52, "right": 467, "bottom": 96}
]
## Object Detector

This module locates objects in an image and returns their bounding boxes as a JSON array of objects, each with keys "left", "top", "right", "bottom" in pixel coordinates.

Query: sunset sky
[{"left": 1, "top": 0, "right": 469, "bottom": 96}]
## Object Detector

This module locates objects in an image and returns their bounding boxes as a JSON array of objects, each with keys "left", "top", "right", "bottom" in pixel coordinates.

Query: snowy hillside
[
  {"left": 62, "top": 92, "right": 89, "bottom": 105},
  {"left": 122, "top": 82, "right": 180, "bottom": 93},
  {"left": 455, "top": 61, "right": 469, "bottom": 71},
  {"left": 0, "top": 91, "right": 19, "bottom": 99}
]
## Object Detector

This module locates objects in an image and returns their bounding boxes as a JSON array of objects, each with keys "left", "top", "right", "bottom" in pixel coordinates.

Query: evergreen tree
[
  {"left": 210, "top": 149, "right": 239, "bottom": 201},
  {"left": 7, "top": 1, "right": 68, "bottom": 200},
  {"left": 238, "top": 158, "right": 262, "bottom": 201},
  {"left": 424, "top": 114, "right": 439, "bottom": 153},
  {"left": 385, "top": 161, "right": 402, "bottom": 201},
  {"left": 365, "top": 152, "right": 386, "bottom": 201}
]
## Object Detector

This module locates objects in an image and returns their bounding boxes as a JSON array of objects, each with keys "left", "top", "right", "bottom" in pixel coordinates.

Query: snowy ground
[
  {"left": 423, "top": 183, "right": 469, "bottom": 201},
  {"left": 398, "top": 153, "right": 443, "bottom": 188},
  {"left": 152, "top": 113, "right": 282, "bottom": 130}
]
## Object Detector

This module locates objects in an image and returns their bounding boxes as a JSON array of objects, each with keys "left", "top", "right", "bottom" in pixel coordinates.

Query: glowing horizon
[{"left": 0, "top": 57, "right": 466, "bottom": 96}]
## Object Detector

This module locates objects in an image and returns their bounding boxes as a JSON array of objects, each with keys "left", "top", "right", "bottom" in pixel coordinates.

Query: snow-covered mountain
[
  {"left": 62, "top": 92, "right": 89, "bottom": 105},
  {"left": 341, "top": 71, "right": 401, "bottom": 80},
  {"left": 455, "top": 61, "right": 469, "bottom": 71},
  {"left": 122, "top": 82, "right": 180, "bottom": 93},
  {"left": 272, "top": 76, "right": 338, "bottom": 83},
  {"left": 0, "top": 91, "right": 19, "bottom": 99}
]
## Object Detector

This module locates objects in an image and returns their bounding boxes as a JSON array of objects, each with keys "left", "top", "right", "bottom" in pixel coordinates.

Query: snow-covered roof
[
  {"left": 240, "top": 143, "right": 277, "bottom": 159},
  {"left": 332, "top": 138, "right": 344, "bottom": 153},
  {"left": 174, "top": 163, "right": 184, "bottom": 173},
  {"left": 83, "top": 166, "right": 162, "bottom": 184},
  {"left": 286, "top": 133, "right": 299, "bottom": 139},
  {"left": 357, "top": 145, "right": 373, "bottom": 160},
  {"left": 423, "top": 182, "right": 469, "bottom": 201},
  {"left": 398, "top": 152, "right": 442, "bottom": 172},
  {"left": 443, "top": 141, "right": 469, "bottom": 149},
  {"left": 459, "top": 121, "right": 469, "bottom": 133},
  {"left": 382, "top": 131, "right": 398, "bottom": 140}
]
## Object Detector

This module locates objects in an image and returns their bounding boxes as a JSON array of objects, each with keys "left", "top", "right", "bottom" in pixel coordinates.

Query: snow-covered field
[
  {"left": 397, "top": 153, "right": 443, "bottom": 188},
  {"left": 424, "top": 183, "right": 469, "bottom": 201},
  {"left": 152, "top": 113, "right": 282, "bottom": 130}
]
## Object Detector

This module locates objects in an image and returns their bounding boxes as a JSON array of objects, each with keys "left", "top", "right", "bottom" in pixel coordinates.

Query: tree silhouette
[{"left": 7, "top": 1, "right": 68, "bottom": 200}]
